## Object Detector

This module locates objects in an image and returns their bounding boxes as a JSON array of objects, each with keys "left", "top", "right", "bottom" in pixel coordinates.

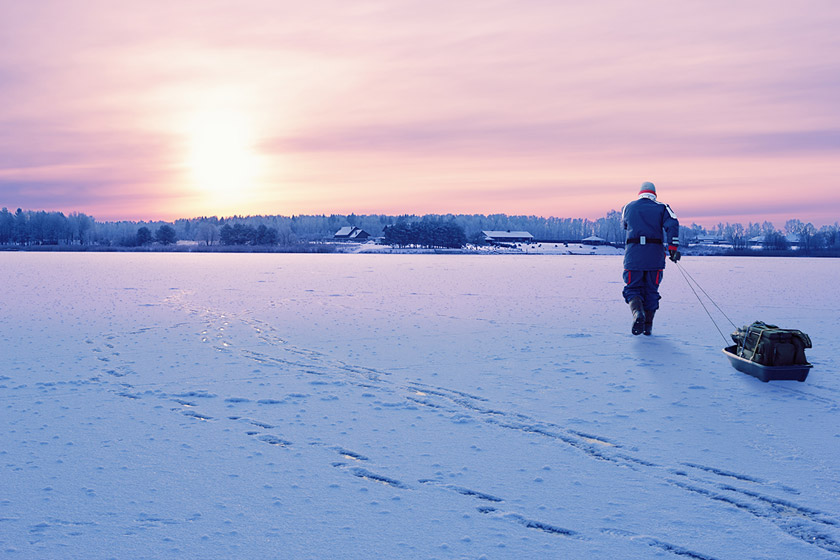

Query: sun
[{"left": 186, "top": 110, "right": 263, "bottom": 212}]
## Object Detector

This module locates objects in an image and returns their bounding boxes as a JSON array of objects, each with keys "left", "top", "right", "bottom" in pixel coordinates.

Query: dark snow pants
[{"left": 622, "top": 269, "right": 663, "bottom": 313}]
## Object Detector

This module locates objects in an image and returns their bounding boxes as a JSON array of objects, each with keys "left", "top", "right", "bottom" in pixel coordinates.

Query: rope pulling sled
[{"left": 675, "top": 261, "right": 813, "bottom": 382}]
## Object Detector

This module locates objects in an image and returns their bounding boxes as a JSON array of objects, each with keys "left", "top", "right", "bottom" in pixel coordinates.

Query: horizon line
[{"left": 2, "top": 206, "right": 837, "bottom": 230}]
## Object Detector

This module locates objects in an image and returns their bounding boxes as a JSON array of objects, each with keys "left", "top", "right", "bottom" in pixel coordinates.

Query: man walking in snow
[{"left": 621, "top": 181, "right": 680, "bottom": 335}]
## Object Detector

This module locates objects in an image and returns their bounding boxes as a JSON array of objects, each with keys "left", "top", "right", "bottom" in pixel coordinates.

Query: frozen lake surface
[{"left": 2, "top": 253, "right": 839, "bottom": 559}]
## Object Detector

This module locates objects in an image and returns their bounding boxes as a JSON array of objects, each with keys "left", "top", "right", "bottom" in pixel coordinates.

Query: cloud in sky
[{"left": 0, "top": 0, "right": 838, "bottom": 225}]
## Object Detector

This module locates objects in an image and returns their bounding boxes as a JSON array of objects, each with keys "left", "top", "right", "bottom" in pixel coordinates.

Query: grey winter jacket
[{"left": 621, "top": 195, "right": 680, "bottom": 270}]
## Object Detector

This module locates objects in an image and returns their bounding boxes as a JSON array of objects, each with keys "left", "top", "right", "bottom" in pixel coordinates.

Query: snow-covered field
[{"left": 2, "top": 253, "right": 838, "bottom": 560}]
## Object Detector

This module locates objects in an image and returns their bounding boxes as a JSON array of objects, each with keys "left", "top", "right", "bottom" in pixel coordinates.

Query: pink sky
[{"left": 1, "top": 1, "right": 838, "bottom": 226}]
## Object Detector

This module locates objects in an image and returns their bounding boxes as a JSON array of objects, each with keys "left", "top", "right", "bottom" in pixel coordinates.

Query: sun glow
[{"left": 186, "top": 109, "right": 264, "bottom": 212}]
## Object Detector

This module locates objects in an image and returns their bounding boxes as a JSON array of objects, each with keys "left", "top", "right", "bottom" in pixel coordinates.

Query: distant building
[
  {"left": 695, "top": 235, "right": 726, "bottom": 245},
  {"left": 482, "top": 230, "right": 534, "bottom": 244},
  {"left": 582, "top": 235, "right": 606, "bottom": 246},
  {"left": 334, "top": 226, "right": 370, "bottom": 241},
  {"left": 751, "top": 233, "right": 799, "bottom": 250}
]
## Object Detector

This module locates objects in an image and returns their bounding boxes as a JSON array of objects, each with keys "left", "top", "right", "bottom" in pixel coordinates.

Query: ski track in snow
[{"left": 26, "top": 287, "right": 832, "bottom": 559}]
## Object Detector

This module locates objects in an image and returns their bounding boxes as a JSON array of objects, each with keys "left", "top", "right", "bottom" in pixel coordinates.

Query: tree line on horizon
[
  {"left": 383, "top": 220, "right": 468, "bottom": 249},
  {"left": 1, "top": 206, "right": 838, "bottom": 253}
]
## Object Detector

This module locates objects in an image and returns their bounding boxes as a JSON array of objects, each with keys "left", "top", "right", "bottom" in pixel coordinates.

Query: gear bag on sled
[
  {"left": 731, "top": 321, "right": 811, "bottom": 366},
  {"left": 723, "top": 321, "right": 813, "bottom": 382}
]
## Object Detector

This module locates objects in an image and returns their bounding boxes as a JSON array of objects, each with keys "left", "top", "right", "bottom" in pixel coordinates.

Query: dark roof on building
[
  {"left": 482, "top": 230, "right": 534, "bottom": 242},
  {"left": 334, "top": 226, "right": 370, "bottom": 240}
]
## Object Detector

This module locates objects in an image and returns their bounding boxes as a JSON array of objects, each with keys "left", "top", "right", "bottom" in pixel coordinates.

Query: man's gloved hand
[{"left": 668, "top": 245, "right": 681, "bottom": 263}]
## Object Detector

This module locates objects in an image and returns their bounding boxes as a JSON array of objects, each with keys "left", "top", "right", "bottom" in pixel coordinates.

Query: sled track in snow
[
  {"left": 79, "top": 371, "right": 728, "bottom": 560},
  {"left": 768, "top": 384, "right": 839, "bottom": 408},
  {"left": 600, "top": 528, "right": 720, "bottom": 560},
  {"left": 74, "top": 292, "right": 839, "bottom": 558},
  {"left": 401, "top": 379, "right": 840, "bottom": 557},
  {"left": 670, "top": 479, "right": 840, "bottom": 555},
  {"left": 99, "top": 369, "right": 840, "bottom": 559}
]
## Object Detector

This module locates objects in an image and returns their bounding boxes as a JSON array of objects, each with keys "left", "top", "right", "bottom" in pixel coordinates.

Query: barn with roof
[{"left": 333, "top": 226, "right": 370, "bottom": 241}]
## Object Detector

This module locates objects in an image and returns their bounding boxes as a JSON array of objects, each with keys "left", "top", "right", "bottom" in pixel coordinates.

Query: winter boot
[
  {"left": 643, "top": 309, "right": 656, "bottom": 336},
  {"left": 629, "top": 297, "right": 646, "bottom": 336}
]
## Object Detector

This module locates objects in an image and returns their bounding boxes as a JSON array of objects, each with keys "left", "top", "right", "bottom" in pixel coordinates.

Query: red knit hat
[{"left": 639, "top": 181, "right": 656, "bottom": 196}]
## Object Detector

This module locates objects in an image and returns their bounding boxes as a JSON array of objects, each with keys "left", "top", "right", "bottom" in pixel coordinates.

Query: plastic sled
[{"left": 723, "top": 345, "right": 811, "bottom": 382}]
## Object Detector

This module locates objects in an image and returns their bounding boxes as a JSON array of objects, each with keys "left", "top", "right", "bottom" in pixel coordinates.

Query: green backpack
[{"left": 731, "top": 321, "right": 812, "bottom": 367}]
